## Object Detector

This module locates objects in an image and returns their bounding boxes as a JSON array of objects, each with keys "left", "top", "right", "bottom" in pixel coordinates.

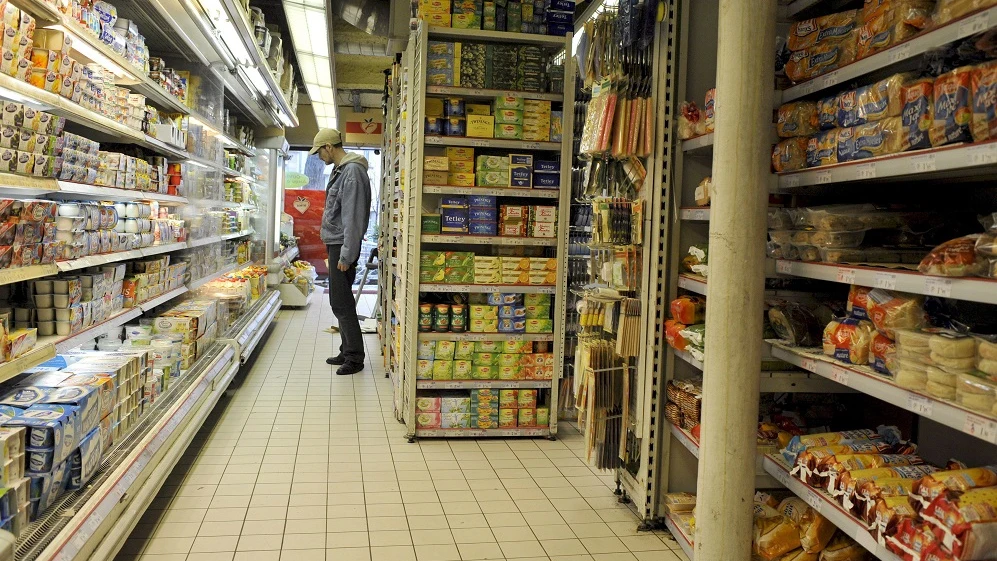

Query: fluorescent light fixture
[
  {"left": 185, "top": 158, "right": 212, "bottom": 169},
  {"left": 283, "top": 0, "right": 337, "bottom": 127},
  {"left": 284, "top": 4, "right": 329, "bottom": 57},
  {"left": 0, "top": 85, "right": 53, "bottom": 110},
  {"left": 196, "top": 0, "right": 253, "bottom": 66},
  {"left": 49, "top": 25, "right": 138, "bottom": 81}
]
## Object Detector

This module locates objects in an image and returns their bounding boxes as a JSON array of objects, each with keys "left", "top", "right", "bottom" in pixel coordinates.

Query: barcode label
[
  {"left": 874, "top": 273, "right": 897, "bottom": 290},
  {"left": 907, "top": 393, "right": 934, "bottom": 415},
  {"left": 836, "top": 268, "right": 856, "bottom": 284},
  {"left": 924, "top": 277, "right": 953, "bottom": 298}
]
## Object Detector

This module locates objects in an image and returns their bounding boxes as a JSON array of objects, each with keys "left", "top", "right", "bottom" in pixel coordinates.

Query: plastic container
[
  {"left": 955, "top": 373, "right": 997, "bottom": 413},
  {"left": 768, "top": 209, "right": 793, "bottom": 230},
  {"left": 791, "top": 230, "right": 816, "bottom": 244},
  {"left": 818, "top": 247, "right": 868, "bottom": 264},
  {"left": 767, "top": 242, "right": 799, "bottom": 260},
  {"left": 795, "top": 244, "right": 820, "bottom": 262},
  {"left": 768, "top": 230, "right": 794, "bottom": 244},
  {"left": 807, "top": 207, "right": 867, "bottom": 231},
  {"left": 810, "top": 229, "right": 867, "bottom": 248}
]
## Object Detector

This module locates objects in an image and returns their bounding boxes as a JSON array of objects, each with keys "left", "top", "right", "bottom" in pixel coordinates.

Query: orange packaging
[
  {"left": 846, "top": 285, "right": 872, "bottom": 319},
  {"left": 772, "top": 137, "right": 808, "bottom": 172},
  {"left": 930, "top": 66, "right": 974, "bottom": 147},
  {"left": 823, "top": 318, "right": 875, "bottom": 364},
  {"left": 787, "top": 10, "right": 859, "bottom": 51},
  {"left": 665, "top": 319, "right": 688, "bottom": 351},
  {"left": 972, "top": 62, "right": 997, "bottom": 142},
  {"left": 669, "top": 295, "right": 705, "bottom": 324}
]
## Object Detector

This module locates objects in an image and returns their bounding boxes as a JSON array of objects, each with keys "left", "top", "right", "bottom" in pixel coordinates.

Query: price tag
[
  {"left": 888, "top": 42, "right": 913, "bottom": 64},
  {"left": 966, "top": 143, "right": 997, "bottom": 165},
  {"left": 964, "top": 413, "right": 997, "bottom": 443},
  {"left": 875, "top": 272, "right": 898, "bottom": 290},
  {"left": 806, "top": 490, "right": 823, "bottom": 512},
  {"left": 907, "top": 393, "right": 934, "bottom": 416},
  {"left": 524, "top": 142, "right": 542, "bottom": 150},
  {"left": 693, "top": 209, "right": 708, "bottom": 221},
  {"left": 820, "top": 71, "right": 840, "bottom": 90},
  {"left": 836, "top": 267, "right": 856, "bottom": 284},
  {"left": 911, "top": 153, "right": 937, "bottom": 173},
  {"left": 454, "top": 187, "right": 472, "bottom": 194},
  {"left": 800, "top": 358, "right": 818, "bottom": 372},
  {"left": 471, "top": 140, "right": 488, "bottom": 147},
  {"left": 924, "top": 277, "right": 953, "bottom": 298},
  {"left": 776, "top": 260, "right": 793, "bottom": 275},
  {"left": 500, "top": 429, "right": 519, "bottom": 436},
  {"left": 856, "top": 163, "right": 877, "bottom": 180},
  {"left": 816, "top": 170, "right": 833, "bottom": 185},
  {"left": 959, "top": 11, "right": 990, "bottom": 38},
  {"left": 774, "top": 466, "right": 792, "bottom": 487},
  {"left": 782, "top": 174, "right": 801, "bottom": 189},
  {"left": 829, "top": 365, "right": 851, "bottom": 386}
]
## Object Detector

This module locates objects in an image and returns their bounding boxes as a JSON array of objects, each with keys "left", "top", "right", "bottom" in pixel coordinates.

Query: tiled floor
[{"left": 116, "top": 295, "right": 688, "bottom": 561}]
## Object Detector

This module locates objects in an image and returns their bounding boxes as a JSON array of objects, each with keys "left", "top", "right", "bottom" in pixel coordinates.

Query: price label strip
[
  {"left": 836, "top": 268, "right": 857, "bottom": 284},
  {"left": 856, "top": 163, "right": 877, "bottom": 180},
  {"left": 815, "top": 170, "right": 833, "bottom": 185},
  {"left": 964, "top": 414, "right": 997, "bottom": 444},
  {"left": 782, "top": 174, "right": 801, "bottom": 189},
  {"left": 776, "top": 260, "right": 794, "bottom": 275},
  {"left": 888, "top": 42, "right": 913, "bottom": 64},
  {"left": 966, "top": 143, "right": 997, "bottom": 166},
  {"left": 924, "top": 277, "right": 953, "bottom": 298},
  {"left": 959, "top": 11, "right": 991, "bottom": 38},
  {"left": 907, "top": 392, "right": 934, "bottom": 416},
  {"left": 911, "top": 153, "right": 937, "bottom": 173},
  {"left": 875, "top": 272, "right": 898, "bottom": 290},
  {"left": 829, "top": 365, "right": 851, "bottom": 386},
  {"left": 806, "top": 489, "right": 823, "bottom": 512}
]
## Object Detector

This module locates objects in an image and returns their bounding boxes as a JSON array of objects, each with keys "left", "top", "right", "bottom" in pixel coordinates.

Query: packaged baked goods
[
  {"left": 786, "top": 40, "right": 858, "bottom": 84},
  {"left": 866, "top": 289, "right": 925, "bottom": 339},
  {"left": 679, "top": 101, "right": 702, "bottom": 140},
  {"left": 930, "top": 66, "right": 974, "bottom": 147},
  {"left": 859, "top": 73, "right": 912, "bottom": 122},
  {"left": 901, "top": 78, "right": 934, "bottom": 150},
  {"left": 918, "top": 235, "right": 988, "bottom": 277},
  {"left": 792, "top": 442, "right": 900, "bottom": 484},
  {"left": 847, "top": 286, "right": 873, "bottom": 319},
  {"left": 778, "top": 101, "right": 820, "bottom": 138},
  {"left": 818, "top": 95, "right": 840, "bottom": 130},
  {"left": 836, "top": 464, "right": 937, "bottom": 507},
  {"left": 871, "top": 333, "right": 898, "bottom": 374},
  {"left": 780, "top": 549, "right": 819, "bottom": 561},
  {"left": 695, "top": 176, "right": 712, "bottom": 206},
  {"left": 852, "top": 477, "right": 918, "bottom": 522},
  {"left": 778, "top": 498, "right": 837, "bottom": 553},
  {"left": 788, "top": 10, "right": 860, "bottom": 51},
  {"left": 909, "top": 466, "right": 997, "bottom": 510},
  {"left": 919, "top": 487, "right": 997, "bottom": 560},
  {"left": 823, "top": 454, "right": 927, "bottom": 493},
  {"left": 754, "top": 513, "right": 803, "bottom": 560},
  {"left": 773, "top": 137, "right": 809, "bottom": 172},
  {"left": 662, "top": 492, "right": 697, "bottom": 513},
  {"left": 856, "top": 1, "right": 934, "bottom": 59},
  {"left": 929, "top": 331, "right": 977, "bottom": 358},
  {"left": 769, "top": 302, "right": 823, "bottom": 347},
  {"left": 837, "top": 117, "right": 907, "bottom": 162},
  {"left": 806, "top": 129, "right": 839, "bottom": 168},
  {"left": 782, "top": 426, "right": 901, "bottom": 464},
  {"left": 824, "top": 317, "right": 876, "bottom": 364},
  {"left": 957, "top": 372, "right": 997, "bottom": 412},
  {"left": 665, "top": 319, "right": 688, "bottom": 351},
  {"left": 818, "top": 534, "right": 869, "bottom": 561},
  {"left": 933, "top": 0, "right": 997, "bottom": 25},
  {"left": 671, "top": 295, "right": 705, "bottom": 325}
]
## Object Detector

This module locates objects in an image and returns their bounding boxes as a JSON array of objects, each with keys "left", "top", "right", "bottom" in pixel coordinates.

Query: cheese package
[
  {"left": 787, "top": 10, "right": 859, "bottom": 52},
  {"left": 772, "top": 138, "right": 808, "bottom": 172},
  {"left": 930, "top": 66, "right": 974, "bottom": 147},
  {"left": 901, "top": 78, "right": 933, "bottom": 150},
  {"left": 806, "top": 129, "right": 838, "bottom": 168},
  {"left": 777, "top": 101, "right": 819, "bottom": 138},
  {"left": 972, "top": 61, "right": 997, "bottom": 142},
  {"left": 785, "top": 38, "right": 857, "bottom": 84},
  {"left": 823, "top": 318, "right": 876, "bottom": 364}
]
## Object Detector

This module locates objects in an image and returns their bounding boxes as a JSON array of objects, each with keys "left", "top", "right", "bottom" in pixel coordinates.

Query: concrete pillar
[{"left": 694, "top": 0, "right": 776, "bottom": 560}]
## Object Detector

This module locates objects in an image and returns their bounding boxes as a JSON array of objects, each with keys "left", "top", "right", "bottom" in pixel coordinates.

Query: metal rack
[{"left": 394, "top": 23, "right": 576, "bottom": 440}]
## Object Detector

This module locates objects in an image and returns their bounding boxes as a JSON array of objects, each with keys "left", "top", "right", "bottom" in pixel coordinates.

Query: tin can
[
  {"left": 433, "top": 303, "right": 451, "bottom": 332},
  {"left": 418, "top": 303, "right": 433, "bottom": 332},
  {"left": 450, "top": 304, "right": 466, "bottom": 332}
]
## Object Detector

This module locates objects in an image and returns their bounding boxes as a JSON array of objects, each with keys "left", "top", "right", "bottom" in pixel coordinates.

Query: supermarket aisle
[{"left": 118, "top": 294, "right": 687, "bottom": 561}]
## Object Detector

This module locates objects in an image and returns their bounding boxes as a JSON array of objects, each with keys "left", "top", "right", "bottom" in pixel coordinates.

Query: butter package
[
  {"left": 930, "top": 66, "right": 973, "bottom": 147},
  {"left": 806, "top": 129, "right": 839, "bottom": 168},
  {"left": 787, "top": 10, "right": 859, "bottom": 52},
  {"left": 902, "top": 77, "right": 933, "bottom": 150}
]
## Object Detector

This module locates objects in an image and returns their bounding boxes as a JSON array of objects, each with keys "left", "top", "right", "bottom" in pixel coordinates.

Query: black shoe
[
  {"left": 326, "top": 354, "right": 346, "bottom": 365},
  {"left": 337, "top": 362, "right": 364, "bottom": 375}
]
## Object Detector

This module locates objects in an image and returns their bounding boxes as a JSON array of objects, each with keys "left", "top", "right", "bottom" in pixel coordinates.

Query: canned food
[
  {"left": 433, "top": 303, "right": 451, "bottom": 332},
  {"left": 418, "top": 303, "right": 433, "bottom": 332},
  {"left": 450, "top": 304, "right": 466, "bottom": 332}
]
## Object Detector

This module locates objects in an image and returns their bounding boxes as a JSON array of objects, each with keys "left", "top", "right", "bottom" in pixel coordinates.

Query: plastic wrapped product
[
  {"left": 792, "top": 442, "right": 898, "bottom": 483},
  {"left": 847, "top": 286, "right": 873, "bottom": 319},
  {"left": 856, "top": 2, "right": 934, "bottom": 59},
  {"left": 933, "top": 0, "right": 997, "bottom": 25},
  {"left": 778, "top": 498, "right": 837, "bottom": 553},
  {"left": 837, "top": 117, "right": 908, "bottom": 162},
  {"left": 781, "top": 426, "right": 901, "bottom": 465},
  {"left": 780, "top": 549, "right": 819, "bottom": 561},
  {"left": 787, "top": 10, "right": 860, "bottom": 51},
  {"left": 678, "top": 101, "right": 702, "bottom": 140},
  {"left": 778, "top": 102, "right": 820, "bottom": 138},
  {"left": 919, "top": 487, "right": 997, "bottom": 561},
  {"left": 680, "top": 324, "right": 706, "bottom": 348},
  {"left": 695, "top": 176, "right": 712, "bottom": 206},
  {"left": 837, "top": 464, "right": 938, "bottom": 508},
  {"left": 662, "top": 492, "right": 697, "bottom": 513},
  {"left": 665, "top": 319, "right": 688, "bottom": 351},
  {"left": 901, "top": 78, "right": 934, "bottom": 150},
  {"left": 866, "top": 289, "right": 925, "bottom": 339},
  {"left": 753, "top": 514, "right": 803, "bottom": 560},
  {"left": 786, "top": 39, "right": 858, "bottom": 84},
  {"left": 670, "top": 296, "right": 705, "bottom": 325},
  {"left": 930, "top": 66, "right": 974, "bottom": 147},
  {"left": 909, "top": 466, "right": 997, "bottom": 511},
  {"left": 806, "top": 130, "right": 839, "bottom": 168},
  {"left": 769, "top": 302, "right": 823, "bottom": 347},
  {"left": 822, "top": 454, "right": 927, "bottom": 494},
  {"left": 971, "top": 61, "right": 997, "bottom": 142},
  {"left": 824, "top": 317, "right": 876, "bottom": 364},
  {"left": 928, "top": 332, "right": 977, "bottom": 358},
  {"left": 818, "top": 95, "right": 839, "bottom": 129},
  {"left": 957, "top": 372, "right": 997, "bottom": 412},
  {"left": 918, "top": 235, "right": 988, "bottom": 276},
  {"left": 769, "top": 209, "right": 794, "bottom": 229},
  {"left": 772, "top": 137, "right": 809, "bottom": 172},
  {"left": 858, "top": 73, "right": 912, "bottom": 122},
  {"left": 871, "top": 333, "right": 898, "bottom": 374},
  {"left": 817, "top": 534, "right": 868, "bottom": 561}
]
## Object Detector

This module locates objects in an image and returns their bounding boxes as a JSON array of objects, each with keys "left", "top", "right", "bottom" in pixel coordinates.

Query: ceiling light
[
  {"left": 49, "top": 25, "right": 138, "bottom": 81},
  {"left": 284, "top": 3, "right": 329, "bottom": 58},
  {"left": 195, "top": 0, "right": 254, "bottom": 66}
]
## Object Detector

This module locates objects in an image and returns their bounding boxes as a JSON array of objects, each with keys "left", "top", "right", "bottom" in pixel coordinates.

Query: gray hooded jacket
[{"left": 320, "top": 152, "right": 371, "bottom": 265}]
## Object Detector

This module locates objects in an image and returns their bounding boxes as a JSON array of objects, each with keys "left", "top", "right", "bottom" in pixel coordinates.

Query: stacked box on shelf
[
  {"left": 440, "top": 196, "right": 469, "bottom": 234},
  {"left": 447, "top": 147, "right": 474, "bottom": 186},
  {"left": 523, "top": 99, "right": 551, "bottom": 141},
  {"left": 469, "top": 195, "right": 497, "bottom": 236},
  {"left": 476, "top": 155, "right": 509, "bottom": 187},
  {"left": 452, "top": 0, "right": 483, "bottom": 29},
  {"left": 493, "top": 96, "right": 523, "bottom": 139},
  {"left": 420, "top": 250, "right": 475, "bottom": 283},
  {"left": 416, "top": 332, "right": 554, "bottom": 380},
  {"left": 22, "top": 264, "right": 128, "bottom": 340},
  {"left": 418, "top": 0, "right": 452, "bottom": 26},
  {"left": 533, "top": 158, "right": 560, "bottom": 188},
  {"left": 151, "top": 299, "right": 218, "bottom": 369},
  {"left": 413, "top": 388, "right": 551, "bottom": 429},
  {"left": 427, "top": 41, "right": 458, "bottom": 87}
]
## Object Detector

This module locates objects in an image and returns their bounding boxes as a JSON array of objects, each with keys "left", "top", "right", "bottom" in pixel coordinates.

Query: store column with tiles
[{"left": 116, "top": 293, "right": 688, "bottom": 561}]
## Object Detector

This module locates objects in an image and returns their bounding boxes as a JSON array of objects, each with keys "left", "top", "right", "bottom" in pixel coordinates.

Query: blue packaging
[
  {"left": 487, "top": 293, "right": 523, "bottom": 305},
  {"left": 534, "top": 160, "right": 559, "bottom": 172},
  {"left": 6, "top": 404, "right": 80, "bottom": 465},
  {"left": 468, "top": 195, "right": 497, "bottom": 208},
  {"left": 45, "top": 385, "right": 100, "bottom": 437},
  {"left": 441, "top": 196, "right": 468, "bottom": 207},
  {"left": 498, "top": 305, "right": 526, "bottom": 319},
  {"left": 0, "top": 387, "right": 51, "bottom": 409},
  {"left": 67, "top": 427, "right": 103, "bottom": 490},
  {"left": 532, "top": 172, "right": 560, "bottom": 188},
  {"left": 510, "top": 167, "right": 532, "bottom": 187},
  {"left": 837, "top": 90, "right": 863, "bottom": 128},
  {"left": 444, "top": 98, "right": 466, "bottom": 117},
  {"left": 547, "top": 23, "right": 572, "bottom": 36},
  {"left": 469, "top": 208, "right": 497, "bottom": 221},
  {"left": 549, "top": 0, "right": 576, "bottom": 10},
  {"left": 469, "top": 221, "right": 498, "bottom": 235},
  {"left": 0, "top": 405, "right": 23, "bottom": 424},
  {"left": 445, "top": 117, "right": 466, "bottom": 137},
  {"left": 28, "top": 458, "right": 68, "bottom": 520},
  {"left": 545, "top": 10, "right": 572, "bottom": 23},
  {"left": 441, "top": 208, "right": 469, "bottom": 231},
  {"left": 425, "top": 117, "right": 443, "bottom": 135},
  {"left": 509, "top": 154, "right": 533, "bottom": 167}
]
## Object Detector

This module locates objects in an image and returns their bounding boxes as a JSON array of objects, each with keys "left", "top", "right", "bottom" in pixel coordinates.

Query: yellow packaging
[
  {"left": 467, "top": 115, "right": 495, "bottom": 138},
  {"left": 432, "top": 360, "right": 454, "bottom": 380},
  {"left": 424, "top": 170, "right": 449, "bottom": 185},
  {"left": 498, "top": 408, "right": 518, "bottom": 427},
  {"left": 499, "top": 390, "right": 518, "bottom": 407},
  {"left": 417, "top": 359, "right": 434, "bottom": 379},
  {"left": 454, "top": 341, "right": 476, "bottom": 360},
  {"left": 518, "top": 389, "right": 537, "bottom": 408},
  {"left": 418, "top": 0, "right": 451, "bottom": 13},
  {"left": 466, "top": 104, "right": 491, "bottom": 115},
  {"left": 424, "top": 156, "right": 449, "bottom": 171},
  {"left": 446, "top": 147, "right": 474, "bottom": 161},
  {"left": 448, "top": 172, "right": 475, "bottom": 187},
  {"left": 424, "top": 12, "right": 452, "bottom": 27},
  {"left": 471, "top": 365, "right": 495, "bottom": 379},
  {"left": 452, "top": 13, "right": 480, "bottom": 29},
  {"left": 497, "top": 366, "right": 520, "bottom": 380},
  {"left": 469, "top": 319, "right": 498, "bottom": 332},
  {"left": 449, "top": 160, "right": 474, "bottom": 173},
  {"left": 518, "top": 408, "right": 536, "bottom": 427},
  {"left": 453, "top": 359, "right": 473, "bottom": 379},
  {"left": 425, "top": 98, "right": 445, "bottom": 117},
  {"left": 470, "top": 305, "right": 497, "bottom": 320}
]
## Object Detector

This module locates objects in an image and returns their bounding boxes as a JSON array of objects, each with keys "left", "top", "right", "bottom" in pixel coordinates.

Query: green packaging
[
  {"left": 444, "top": 267, "right": 474, "bottom": 284},
  {"left": 472, "top": 352, "right": 499, "bottom": 365},
  {"left": 453, "top": 360, "right": 473, "bottom": 379},
  {"left": 471, "top": 365, "right": 496, "bottom": 379},
  {"left": 524, "top": 293, "right": 551, "bottom": 307},
  {"left": 493, "top": 96, "right": 525, "bottom": 110},
  {"left": 432, "top": 360, "right": 454, "bottom": 380},
  {"left": 493, "top": 123, "right": 524, "bottom": 140},
  {"left": 421, "top": 251, "right": 447, "bottom": 267},
  {"left": 420, "top": 268, "right": 445, "bottom": 283},
  {"left": 422, "top": 214, "right": 442, "bottom": 233},
  {"left": 494, "top": 109, "right": 524, "bottom": 125},
  {"left": 445, "top": 252, "right": 475, "bottom": 268},
  {"left": 454, "top": 341, "right": 475, "bottom": 360},
  {"left": 474, "top": 341, "right": 501, "bottom": 352},
  {"left": 477, "top": 170, "right": 510, "bottom": 187}
]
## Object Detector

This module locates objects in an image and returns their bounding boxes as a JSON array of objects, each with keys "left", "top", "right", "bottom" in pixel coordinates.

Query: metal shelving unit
[{"left": 396, "top": 23, "right": 575, "bottom": 440}]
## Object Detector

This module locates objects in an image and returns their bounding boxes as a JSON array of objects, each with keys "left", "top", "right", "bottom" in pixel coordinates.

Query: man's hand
[{"left": 337, "top": 261, "right": 350, "bottom": 271}]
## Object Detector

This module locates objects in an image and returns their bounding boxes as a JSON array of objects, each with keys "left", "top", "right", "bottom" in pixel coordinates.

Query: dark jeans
[{"left": 326, "top": 244, "right": 364, "bottom": 365}]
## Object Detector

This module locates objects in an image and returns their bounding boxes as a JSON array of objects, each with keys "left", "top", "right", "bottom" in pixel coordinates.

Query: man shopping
[{"left": 310, "top": 129, "right": 372, "bottom": 375}]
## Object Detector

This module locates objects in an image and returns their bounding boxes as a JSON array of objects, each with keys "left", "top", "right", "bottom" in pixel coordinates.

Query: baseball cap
[{"left": 308, "top": 128, "right": 343, "bottom": 154}]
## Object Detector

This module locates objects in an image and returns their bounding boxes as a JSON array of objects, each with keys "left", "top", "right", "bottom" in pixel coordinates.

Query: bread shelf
[
  {"left": 774, "top": 260, "right": 997, "bottom": 306},
  {"left": 418, "top": 332, "right": 555, "bottom": 342},
  {"left": 679, "top": 207, "right": 710, "bottom": 221},
  {"left": 769, "top": 340, "right": 997, "bottom": 445},
  {"left": 416, "top": 380, "right": 553, "bottom": 389},
  {"left": 668, "top": 423, "right": 786, "bottom": 490},
  {"left": 781, "top": 6, "right": 997, "bottom": 103},
  {"left": 424, "top": 135, "right": 562, "bottom": 151},
  {"left": 673, "top": 347, "right": 704, "bottom": 370},
  {"left": 423, "top": 185, "right": 560, "bottom": 198},
  {"left": 680, "top": 133, "right": 714, "bottom": 160},
  {"left": 677, "top": 273, "right": 708, "bottom": 295},
  {"left": 420, "top": 283, "right": 556, "bottom": 294},
  {"left": 415, "top": 427, "right": 550, "bottom": 437},
  {"left": 421, "top": 235, "right": 556, "bottom": 247},
  {"left": 762, "top": 455, "right": 903, "bottom": 561}
]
